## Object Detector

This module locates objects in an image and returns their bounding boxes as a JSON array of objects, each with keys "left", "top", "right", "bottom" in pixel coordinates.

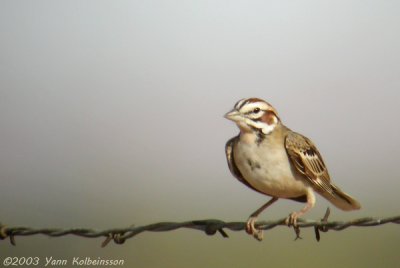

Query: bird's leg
[
  {"left": 246, "top": 197, "right": 278, "bottom": 241},
  {"left": 285, "top": 189, "right": 315, "bottom": 238}
]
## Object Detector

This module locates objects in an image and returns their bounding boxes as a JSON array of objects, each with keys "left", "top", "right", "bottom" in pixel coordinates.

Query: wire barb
[
  {"left": 314, "top": 207, "right": 331, "bottom": 241},
  {"left": 1, "top": 213, "right": 399, "bottom": 247}
]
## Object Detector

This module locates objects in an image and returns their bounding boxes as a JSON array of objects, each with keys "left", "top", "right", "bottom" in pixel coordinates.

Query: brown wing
[{"left": 285, "top": 131, "right": 334, "bottom": 195}]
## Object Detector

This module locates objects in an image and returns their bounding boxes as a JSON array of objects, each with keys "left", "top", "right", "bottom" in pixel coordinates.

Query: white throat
[{"left": 244, "top": 117, "right": 277, "bottom": 135}]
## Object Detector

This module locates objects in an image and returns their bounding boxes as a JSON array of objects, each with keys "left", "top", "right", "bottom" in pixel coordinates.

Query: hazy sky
[{"left": 0, "top": 1, "right": 399, "bottom": 267}]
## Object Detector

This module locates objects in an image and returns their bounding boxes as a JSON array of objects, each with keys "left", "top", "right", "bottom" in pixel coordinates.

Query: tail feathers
[{"left": 321, "top": 184, "right": 361, "bottom": 211}]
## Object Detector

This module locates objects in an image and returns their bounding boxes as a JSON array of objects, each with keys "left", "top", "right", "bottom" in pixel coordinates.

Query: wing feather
[
  {"left": 285, "top": 131, "right": 361, "bottom": 210},
  {"left": 285, "top": 131, "right": 334, "bottom": 195}
]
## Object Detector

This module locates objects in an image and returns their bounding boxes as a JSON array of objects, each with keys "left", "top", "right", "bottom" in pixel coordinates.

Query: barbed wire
[{"left": 1, "top": 209, "right": 399, "bottom": 247}]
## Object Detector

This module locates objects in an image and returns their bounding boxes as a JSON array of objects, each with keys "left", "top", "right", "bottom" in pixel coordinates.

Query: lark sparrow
[{"left": 225, "top": 98, "right": 361, "bottom": 240}]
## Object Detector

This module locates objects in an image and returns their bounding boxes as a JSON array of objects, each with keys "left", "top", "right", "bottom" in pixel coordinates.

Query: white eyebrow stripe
[{"left": 240, "top": 102, "right": 270, "bottom": 113}]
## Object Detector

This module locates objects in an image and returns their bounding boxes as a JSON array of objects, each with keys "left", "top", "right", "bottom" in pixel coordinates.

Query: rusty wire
[{"left": 1, "top": 209, "right": 399, "bottom": 247}]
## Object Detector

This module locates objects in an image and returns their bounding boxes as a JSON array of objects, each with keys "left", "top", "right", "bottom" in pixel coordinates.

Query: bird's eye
[{"left": 253, "top": 108, "right": 260, "bottom": 113}]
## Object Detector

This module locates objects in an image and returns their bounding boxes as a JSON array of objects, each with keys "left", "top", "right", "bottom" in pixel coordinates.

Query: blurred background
[{"left": 0, "top": 0, "right": 399, "bottom": 267}]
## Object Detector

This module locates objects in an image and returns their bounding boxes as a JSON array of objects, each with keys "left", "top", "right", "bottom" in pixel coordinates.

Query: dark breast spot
[
  {"left": 256, "top": 131, "right": 265, "bottom": 145},
  {"left": 247, "top": 159, "right": 261, "bottom": 171}
]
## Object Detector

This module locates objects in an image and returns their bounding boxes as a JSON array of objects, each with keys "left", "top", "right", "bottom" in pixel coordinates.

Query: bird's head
[{"left": 224, "top": 98, "right": 280, "bottom": 135}]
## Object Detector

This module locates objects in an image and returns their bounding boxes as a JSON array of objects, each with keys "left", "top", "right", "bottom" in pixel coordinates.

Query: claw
[
  {"left": 285, "top": 212, "right": 299, "bottom": 227},
  {"left": 286, "top": 212, "right": 302, "bottom": 240},
  {"left": 245, "top": 217, "right": 263, "bottom": 241}
]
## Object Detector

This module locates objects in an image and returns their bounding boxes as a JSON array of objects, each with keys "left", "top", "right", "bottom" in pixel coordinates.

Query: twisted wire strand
[{"left": 1, "top": 210, "right": 399, "bottom": 247}]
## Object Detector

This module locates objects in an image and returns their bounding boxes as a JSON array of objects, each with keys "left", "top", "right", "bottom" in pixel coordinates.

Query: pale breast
[{"left": 233, "top": 131, "right": 308, "bottom": 198}]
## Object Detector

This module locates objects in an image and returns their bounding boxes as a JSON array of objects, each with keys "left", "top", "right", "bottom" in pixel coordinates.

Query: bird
[{"left": 224, "top": 97, "right": 361, "bottom": 240}]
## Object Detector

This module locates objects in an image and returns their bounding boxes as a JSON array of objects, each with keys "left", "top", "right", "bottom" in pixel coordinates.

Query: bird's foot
[
  {"left": 246, "top": 216, "right": 263, "bottom": 241},
  {"left": 285, "top": 212, "right": 302, "bottom": 240},
  {"left": 285, "top": 212, "right": 299, "bottom": 227}
]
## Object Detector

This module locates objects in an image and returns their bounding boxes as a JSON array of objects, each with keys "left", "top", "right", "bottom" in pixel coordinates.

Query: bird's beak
[{"left": 224, "top": 110, "right": 242, "bottom": 122}]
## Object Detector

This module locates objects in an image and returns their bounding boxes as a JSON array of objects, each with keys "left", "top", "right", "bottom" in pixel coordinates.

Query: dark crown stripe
[{"left": 236, "top": 98, "right": 259, "bottom": 110}]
